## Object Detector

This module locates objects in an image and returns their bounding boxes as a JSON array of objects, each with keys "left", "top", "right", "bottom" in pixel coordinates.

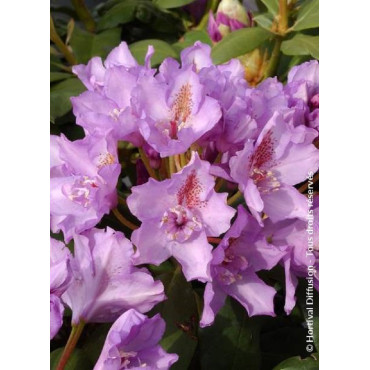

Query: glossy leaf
[
  {"left": 291, "top": 0, "right": 319, "bottom": 31},
  {"left": 172, "top": 30, "right": 212, "bottom": 52},
  {"left": 130, "top": 39, "right": 178, "bottom": 66},
  {"left": 70, "top": 26, "right": 121, "bottom": 64},
  {"left": 97, "top": 0, "right": 136, "bottom": 31},
  {"left": 261, "top": 0, "right": 279, "bottom": 15},
  {"left": 253, "top": 13, "right": 274, "bottom": 32},
  {"left": 281, "top": 34, "right": 319, "bottom": 59},
  {"left": 50, "top": 72, "right": 73, "bottom": 83},
  {"left": 211, "top": 27, "right": 271, "bottom": 64},
  {"left": 50, "top": 78, "right": 85, "bottom": 122},
  {"left": 273, "top": 354, "right": 319, "bottom": 370},
  {"left": 199, "top": 298, "right": 261, "bottom": 370},
  {"left": 154, "top": 0, "right": 195, "bottom": 9}
]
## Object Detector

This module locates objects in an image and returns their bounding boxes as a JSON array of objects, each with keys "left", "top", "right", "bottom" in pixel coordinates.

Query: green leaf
[
  {"left": 50, "top": 348, "right": 93, "bottom": 370},
  {"left": 70, "top": 26, "right": 121, "bottom": 64},
  {"left": 261, "top": 0, "right": 279, "bottom": 15},
  {"left": 97, "top": 0, "right": 136, "bottom": 31},
  {"left": 129, "top": 39, "right": 178, "bottom": 66},
  {"left": 291, "top": 0, "right": 319, "bottom": 31},
  {"left": 172, "top": 30, "right": 212, "bottom": 52},
  {"left": 253, "top": 13, "right": 274, "bottom": 32},
  {"left": 199, "top": 298, "right": 261, "bottom": 370},
  {"left": 154, "top": 0, "right": 195, "bottom": 9},
  {"left": 152, "top": 265, "right": 198, "bottom": 370},
  {"left": 50, "top": 72, "right": 73, "bottom": 83},
  {"left": 273, "top": 354, "right": 319, "bottom": 370},
  {"left": 50, "top": 78, "right": 85, "bottom": 122},
  {"left": 281, "top": 34, "right": 319, "bottom": 59},
  {"left": 211, "top": 27, "right": 271, "bottom": 64}
]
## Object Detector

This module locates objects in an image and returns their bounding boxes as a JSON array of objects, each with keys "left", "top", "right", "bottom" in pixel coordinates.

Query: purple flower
[
  {"left": 62, "top": 227, "right": 165, "bottom": 325},
  {"left": 208, "top": 0, "right": 253, "bottom": 42},
  {"left": 127, "top": 152, "right": 236, "bottom": 282},
  {"left": 133, "top": 65, "right": 222, "bottom": 157},
  {"left": 72, "top": 42, "right": 155, "bottom": 145},
  {"left": 200, "top": 206, "right": 286, "bottom": 327},
  {"left": 94, "top": 309, "right": 178, "bottom": 370},
  {"left": 285, "top": 60, "right": 319, "bottom": 131},
  {"left": 50, "top": 238, "right": 72, "bottom": 339},
  {"left": 230, "top": 112, "right": 319, "bottom": 224},
  {"left": 264, "top": 196, "right": 319, "bottom": 313},
  {"left": 50, "top": 133, "right": 120, "bottom": 242}
]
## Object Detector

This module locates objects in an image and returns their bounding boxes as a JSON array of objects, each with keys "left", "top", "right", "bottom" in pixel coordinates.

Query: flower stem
[
  {"left": 50, "top": 15, "right": 77, "bottom": 66},
  {"left": 278, "top": 0, "right": 288, "bottom": 34},
  {"left": 264, "top": 37, "right": 282, "bottom": 78},
  {"left": 112, "top": 208, "right": 139, "bottom": 230},
  {"left": 56, "top": 321, "right": 85, "bottom": 370},
  {"left": 208, "top": 237, "right": 221, "bottom": 244},
  {"left": 227, "top": 190, "right": 243, "bottom": 206},
  {"left": 138, "top": 147, "right": 158, "bottom": 180},
  {"left": 168, "top": 156, "right": 176, "bottom": 176}
]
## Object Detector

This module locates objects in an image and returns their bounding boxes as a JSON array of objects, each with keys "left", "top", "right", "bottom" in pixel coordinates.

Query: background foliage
[{"left": 50, "top": 0, "right": 319, "bottom": 369}]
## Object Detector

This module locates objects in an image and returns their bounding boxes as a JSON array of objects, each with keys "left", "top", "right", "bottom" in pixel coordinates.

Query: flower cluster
[{"left": 50, "top": 40, "right": 318, "bottom": 369}]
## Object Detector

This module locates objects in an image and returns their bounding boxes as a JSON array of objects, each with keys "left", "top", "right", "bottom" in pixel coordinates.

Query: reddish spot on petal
[
  {"left": 172, "top": 83, "right": 193, "bottom": 124},
  {"left": 251, "top": 130, "right": 275, "bottom": 169},
  {"left": 177, "top": 170, "right": 205, "bottom": 208}
]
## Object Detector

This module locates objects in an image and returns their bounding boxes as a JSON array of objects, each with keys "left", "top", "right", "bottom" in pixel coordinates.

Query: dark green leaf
[
  {"left": 70, "top": 26, "right": 121, "bottom": 64},
  {"left": 199, "top": 298, "right": 261, "bottom": 370},
  {"left": 273, "top": 354, "right": 319, "bottom": 370},
  {"left": 281, "top": 34, "right": 319, "bottom": 59},
  {"left": 152, "top": 265, "right": 198, "bottom": 370},
  {"left": 129, "top": 39, "right": 178, "bottom": 66},
  {"left": 50, "top": 72, "right": 73, "bottom": 83},
  {"left": 261, "top": 0, "right": 279, "bottom": 15},
  {"left": 253, "top": 13, "right": 274, "bottom": 32},
  {"left": 50, "top": 348, "right": 93, "bottom": 370},
  {"left": 154, "top": 0, "right": 195, "bottom": 9},
  {"left": 97, "top": 0, "right": 136, "bottom": 31},
  {"left": 82, "top": 324, "right": 111, "bottom": 365},
  {"left": 211, "top": 27, "right": 271, "bottom": 64},
  {"left": 50, "top": 78, "right": 85, "bottom": 122},
  {"left": 291, "top": 0, "right": 319, "bottom": 31}
]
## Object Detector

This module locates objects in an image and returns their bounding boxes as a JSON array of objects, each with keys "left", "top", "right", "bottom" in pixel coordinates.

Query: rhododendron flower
[
  {"left": 200, "top": 206, "right": 286, "bottom": 327},
  {"left": 94, "top": 309, "right": 178, "bottom": 370},
  {"left": 62, "top": 227, "right": 165, "bottom": 325},
  {"left": 134, "top": 66, "right": 222, "bottom": 157},
  {"left": 127, "top": 152, "right": 236, "bottom": 282},
  {"left": 208, "top": 0, "right": 253, "bottom": 42},
  {"left": 50, "top": 238, "right": 72, "bottom": 339},
  {"left": 230, "top": 112, "right": 319, "bottom": 223},
  {"left": 71, "top": 42, "right": 154, "bottom": 145},
  {"left": 264, "top": 196, "right": 319, "bottom": 313},
  {"left": 50, "top": 133, "right": 120, "bottom": 242},
  {"left": 285, "top": 60, "right": 319, "bottom": 131}
]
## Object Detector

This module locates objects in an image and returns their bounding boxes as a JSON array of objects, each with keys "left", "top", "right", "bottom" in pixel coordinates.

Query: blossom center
[
  {"left": 160, "top": 205, "right": 202, "bottom": 242},
  {"left": 216, "top": 238, "right": 248, "bottom": 285},
  {"left": 63, "top": 176, "right": 98, "bottom": 207},
  {"left": 159, "top": 83, "right": 193, "bottom": 140}
]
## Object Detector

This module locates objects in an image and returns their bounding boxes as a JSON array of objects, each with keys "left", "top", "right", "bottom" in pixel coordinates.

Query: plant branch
[
  {"left": 50, "top": 15, "right": 77, "bottom": 66},
  {"left": 138, "top": 147, "right": 158, "bottom": 180},
  {"left": 56, "top": 321, "right": 85, "bottom": 370},
  {"left": 112, "top": 208, "right": 139, "bottom": 230}
]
